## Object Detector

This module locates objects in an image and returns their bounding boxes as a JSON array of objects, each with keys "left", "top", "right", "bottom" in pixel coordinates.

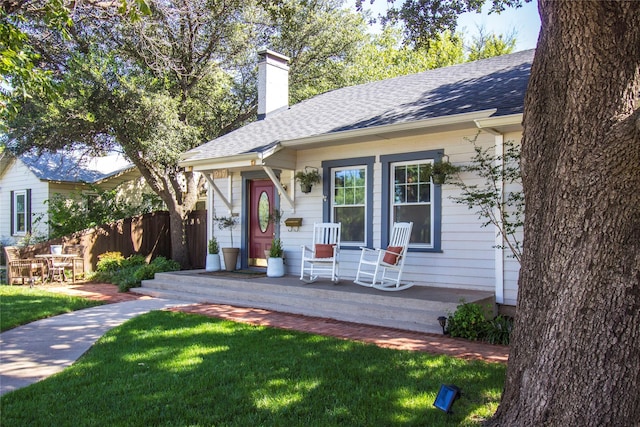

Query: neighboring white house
[
  {"left": 0, "top": 150, "right": 143, "bottom": 244},
  {"left": 180, "top": 49, "right": 532, "bottom": 307}
]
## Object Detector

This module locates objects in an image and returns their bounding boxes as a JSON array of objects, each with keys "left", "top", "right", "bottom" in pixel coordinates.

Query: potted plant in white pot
[
  {"left": 205, "top": 236, "right": 221, "bottom": 272},
  {"left": 263, "top": 209, "right": 283, "bottom": 260},
  {"left": 213, "top": 215, "right": 240, "bottom": 271},
  {"left": 266, "top": 238, "right": 285, "bottom": 278},
  {"left": 294, "top": 167, "right": 321, "bottom": 193}
]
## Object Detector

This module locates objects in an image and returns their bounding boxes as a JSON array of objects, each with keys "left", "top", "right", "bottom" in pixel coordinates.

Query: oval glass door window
[{"left": 258, "top": 191, "right": 270, "bottom": 233}]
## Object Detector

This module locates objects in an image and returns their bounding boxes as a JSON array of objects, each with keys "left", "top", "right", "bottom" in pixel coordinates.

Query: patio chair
[
  {"left": 4, "top": 246, "right": 46, "bottom": 286},
  {"left": 62, "top": 244, "right": 86, "bottom": 282},
  {"left": 300, "top": 223, "right": 341, "bottom": 283},
  {"left": 354, "top": 222, "right": 414, "bottom": 291}
]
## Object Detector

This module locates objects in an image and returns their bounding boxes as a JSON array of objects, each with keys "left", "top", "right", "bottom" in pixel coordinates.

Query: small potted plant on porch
[
  {"left": 263, "top": 209, "right": 283, "bottom": 260},
  {"left": 294, "top": 167, "right": 321, "bottom": 193},
  {"left": 266, "top": 237, "right": 285, "bottom": 277},
  {"left": 213, "top": 215, "right": 240, "bottom": 271},
  {"left": 205, "top": 236, "right": 221, "bottom": 272}
]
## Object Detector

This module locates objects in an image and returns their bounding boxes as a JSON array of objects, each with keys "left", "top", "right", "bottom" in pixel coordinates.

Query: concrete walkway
[{"left": 0, "top": 298, "right": 188, "bottom": 396}]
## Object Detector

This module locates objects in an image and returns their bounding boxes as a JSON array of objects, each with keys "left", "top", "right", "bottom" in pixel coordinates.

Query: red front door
[{"left": 249, "top": 180, "right": 275, "bottom": 267}]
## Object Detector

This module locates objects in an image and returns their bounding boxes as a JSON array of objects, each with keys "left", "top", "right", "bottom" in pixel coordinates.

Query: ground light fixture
[
  {"left": 437, "top": 316, "right": 447, "bottom": 334},
  {"left": 433, "top": 384, "right": 461, "bottom": 414}
]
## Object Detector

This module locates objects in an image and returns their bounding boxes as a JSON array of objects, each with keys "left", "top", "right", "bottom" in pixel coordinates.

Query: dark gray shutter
[
  {"left": 10, "top": 190, "right": 14, "bottom": 235},
  {"left": 26, "top": 189, "right": 32, "bottom": 232}
]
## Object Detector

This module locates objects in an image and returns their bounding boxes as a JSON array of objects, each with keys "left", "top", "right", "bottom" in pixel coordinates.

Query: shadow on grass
[{"left": 1, "top": 311, "right": 505, "bottom": 426}]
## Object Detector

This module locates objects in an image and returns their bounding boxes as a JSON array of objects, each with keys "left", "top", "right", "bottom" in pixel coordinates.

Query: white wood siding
[
  {"left": 1, "top": 160, "right": 149, "bottom": 244},
  {"left": 209, "top": 127, "right": 523, "bottom": 304},
  {"left": 0, "top": 159, "right": 49, "bottom": 242}
]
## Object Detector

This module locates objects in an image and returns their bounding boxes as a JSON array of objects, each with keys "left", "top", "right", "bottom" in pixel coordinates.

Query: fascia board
[{"left": 280, "top": 109, "right": 498, "bottom": 148}]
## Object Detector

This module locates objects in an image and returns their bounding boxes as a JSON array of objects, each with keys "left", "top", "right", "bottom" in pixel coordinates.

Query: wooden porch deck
[{"left": 133, "top": 270, "right": 495, "bottom": 335}]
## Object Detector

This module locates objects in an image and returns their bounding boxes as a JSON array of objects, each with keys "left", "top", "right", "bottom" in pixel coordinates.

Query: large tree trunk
[{"left": 488, "top": 1, "right": 640, "bottom": 425}]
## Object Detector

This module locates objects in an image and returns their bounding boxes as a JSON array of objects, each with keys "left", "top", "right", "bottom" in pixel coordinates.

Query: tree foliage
[
  {"left": 0, "top": 0, "right": 154, "bottom": 130},
  {"left": 343, "top": 28, "right": 465, "bottom": 83},
  {"left": 467, "top": 25, "right": 517, "bottom": 60},
  {"left": 0, "top": 1, "right": 69, "bottom": 129},
  {"left": 45, "top": 186, "right": 162, "bottom": 239},
  {"left": 6, "top": 0, "right": 374, "bottom": 266},
  {"left": 357, "top": 0, "right": 528, "bottom": 49}
]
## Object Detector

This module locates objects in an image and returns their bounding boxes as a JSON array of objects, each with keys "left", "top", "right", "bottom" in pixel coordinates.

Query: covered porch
[{"left": 133, "top": 270, "right": 495, "bottom": 335}]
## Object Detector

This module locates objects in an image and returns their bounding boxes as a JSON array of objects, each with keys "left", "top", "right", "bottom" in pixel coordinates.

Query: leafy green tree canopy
[{"left": 356, "top": 0, "right": 529, "bottom": 48}]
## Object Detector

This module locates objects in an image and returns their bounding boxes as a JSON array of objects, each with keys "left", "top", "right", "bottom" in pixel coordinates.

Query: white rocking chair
[
  {"left": 354, "top": 222, "right": 414, "bottom": 291},
  {"left": 300, "top": 223, "right": 341, "bottom": 283}
]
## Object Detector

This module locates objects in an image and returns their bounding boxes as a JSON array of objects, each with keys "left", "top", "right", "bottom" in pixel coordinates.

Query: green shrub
[
  {"left": 114, "top": 267, "right": 142, "bottom": 292},
  {"left": 150, "top": 256, "right": 180, "bottom": 271},
  {"left": 208, "top": 237, "right": 219, "bottom": 254},
  {"left": 447, "top": 301, "right": 491, "bottom": 341},
  {"left": 133, "top": 257, "right": 180, "bottom": 282},
  {"left": 120, "top": 254, "right": 146, "bottom": 269},
  {"left": 94, "top": 252, "right": 180, "bottom": 292},
  {"left": 484, "top": 315, "right": 514, "bottom": 345},
  {"left": 446, "top": 301, "right": 514, "bottom": 345},
  {"left": 95, "top": 252, "right": 178, "bottom": 292},
  {"left": 96, "top": 252, "right": 125, "bottom": 273},
  {"left": 269, "top": 238, "right": 283, "bottom": 258}
]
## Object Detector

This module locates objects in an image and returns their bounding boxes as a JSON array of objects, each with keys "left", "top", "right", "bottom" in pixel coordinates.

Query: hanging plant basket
[
  {"left": 429, "top": 159, "right": 459, "bottom": 185},
  {"left": 295, "top": 167, "right": 321, "bottom": 194}
]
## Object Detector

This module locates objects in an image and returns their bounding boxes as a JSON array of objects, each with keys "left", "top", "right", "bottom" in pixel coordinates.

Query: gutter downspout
[
  {"left": 493, "top": 134, "right": 505, "bottom": 305},
  {"left": 474, "top": 122, "right": 505, "bottom": 305}
]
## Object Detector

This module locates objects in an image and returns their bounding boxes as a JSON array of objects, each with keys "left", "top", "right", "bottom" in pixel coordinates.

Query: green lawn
[
  {"left": 0, "top": 311, "right": 506, "bottom": 426},
  {"left": 0, "top": 285, "right": 105, "bottom": 331}
]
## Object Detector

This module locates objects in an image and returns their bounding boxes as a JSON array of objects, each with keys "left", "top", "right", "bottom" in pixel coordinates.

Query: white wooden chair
[
  {"left": 300, "top": 223, "right": 341, "bottom": 283},
  {"left": 354, "top": 222, "right": 414, "bottom": 291}
]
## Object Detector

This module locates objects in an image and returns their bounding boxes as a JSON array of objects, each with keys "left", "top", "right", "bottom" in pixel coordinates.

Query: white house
[
  {"left": 179, "top": 49, "right": 532, "bottom": 308},
  {"left": 0, "top": 150, "right": 142, "bottom": 244}
]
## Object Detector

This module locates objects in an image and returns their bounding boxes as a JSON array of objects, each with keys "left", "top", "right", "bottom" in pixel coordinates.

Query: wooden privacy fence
[{"left": 22, "top": 210, "right": 207, "bottom": 271}]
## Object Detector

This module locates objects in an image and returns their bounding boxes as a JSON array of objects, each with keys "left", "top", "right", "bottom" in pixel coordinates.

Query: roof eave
[
  {"left": 92, "top": 166, "right": 138, "bottom": 184},
  {"left": 280, "top": 109, "right": 499, "bottom": 148},
  {"left": 474, "top": 113, "right": 523, "bottom": 135},
  {"left": 178, "top": 109, "right": 507, "bottom": 170},
  {"left": 180, "top": 152, "right": 263, "bottom": 171}
]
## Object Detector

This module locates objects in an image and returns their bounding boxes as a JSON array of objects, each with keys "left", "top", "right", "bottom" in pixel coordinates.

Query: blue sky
[
  {"left": 457, "top": 0, "right": 540, "bottom": 51},
  {"left": 350, "top": 0, "right": 541, "bottom": 52}
]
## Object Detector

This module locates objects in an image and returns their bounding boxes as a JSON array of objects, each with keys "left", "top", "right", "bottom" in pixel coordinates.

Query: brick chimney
[{"left": 257, "top": 49, "right": 290, "bottom": 120}]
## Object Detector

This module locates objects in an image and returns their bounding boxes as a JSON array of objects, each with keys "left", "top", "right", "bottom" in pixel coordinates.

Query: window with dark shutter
[{"left": 11, "top": 189, "right": 30, "bottom": 235}]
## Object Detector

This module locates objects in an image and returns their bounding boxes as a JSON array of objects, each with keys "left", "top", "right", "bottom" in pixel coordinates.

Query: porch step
[{"left": 133, "top": 270, "right": 495, "bottom": 335}]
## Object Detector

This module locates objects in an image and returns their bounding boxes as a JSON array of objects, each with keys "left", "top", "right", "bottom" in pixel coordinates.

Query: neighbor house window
[
  {"left": 381, "top": 150, "right": 442, "bottom": 251},
  {"left": 322, "top": 157, "right": 374, "bottom": 247},
  {"left": 11, "top": 189, "right": 31, "bottom": 236}
]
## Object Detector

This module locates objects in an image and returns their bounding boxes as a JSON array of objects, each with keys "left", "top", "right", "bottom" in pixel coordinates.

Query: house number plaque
[{"left": 213, "top": 169, "right": 228, "bottom": 179}]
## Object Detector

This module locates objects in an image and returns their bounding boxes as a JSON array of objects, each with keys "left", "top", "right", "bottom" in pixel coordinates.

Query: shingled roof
[
  {"left": 182, "top": 49, "right": 534, "bottom": 163},
  {"left": 18, "top": 151, "right": 133, "bottom": 183}
]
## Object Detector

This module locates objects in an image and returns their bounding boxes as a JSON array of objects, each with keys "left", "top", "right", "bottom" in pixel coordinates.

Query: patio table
[{"left": 35, "top": 254, "right": 82, "bottom": 283}]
